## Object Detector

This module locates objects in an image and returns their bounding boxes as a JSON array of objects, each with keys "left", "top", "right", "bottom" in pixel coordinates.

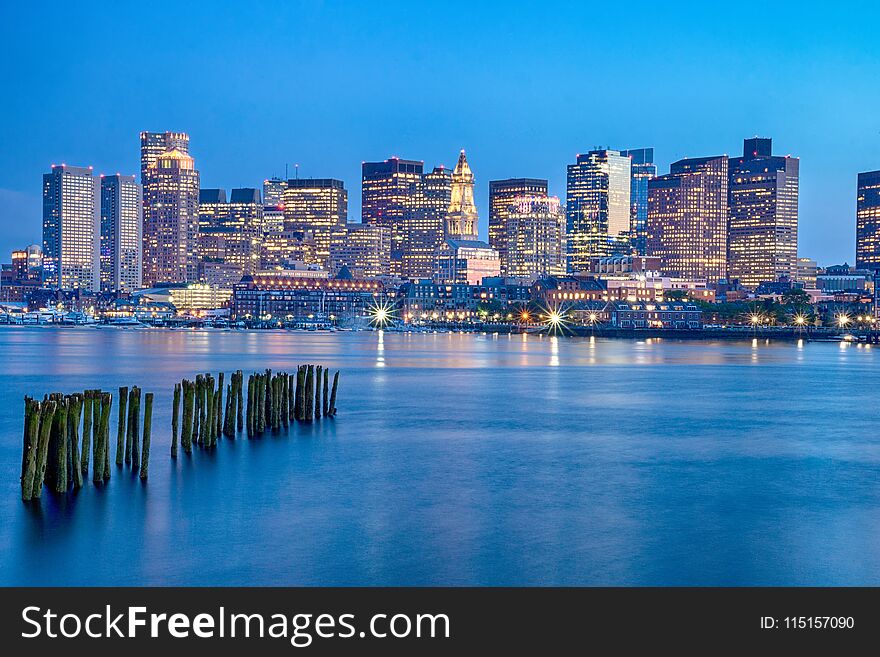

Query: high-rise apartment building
[
  {"left": 263, "top": 177, "right": 288, "bottom": 207},
  {"left": 282, "top": 178, "right": 347, "bottom": 268},
  {"left": 198, "top": 189, "right": 228, "bottom": 230},
  {"left": 142, "top": 147, "right": 200, "bottom": 284},
  {"left": 100, "top": 174, "right": 142, "bottom": 292},
  {"left": 225, "top": 188, "right": 263, "bottom": 275},
  {"left": 620, "top": 148, "right": 656, "bottom": 256},
  {"left": 489, "top": 178, "right": 548, "bottom": 269},
  {"left": 856, "top": 170, "right": 880, "bottom": 270},
  {"left": 728, "top": 138, "right": 799, "bottom": 289},
  {"left": 42, "top": 164, "right": 99, "bottom": 291},
  {"left": 566, "top": 149, "right": 632, "bottom": 272},
  {"left": 503, "top": 195, "right": 566, "bottom": 278},
  {"left": 647, "top": 155, "right": 729, "bottom": 283}
]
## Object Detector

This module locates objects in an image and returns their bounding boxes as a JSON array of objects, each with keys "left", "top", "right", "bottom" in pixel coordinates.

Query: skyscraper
[
  {"left": 647, "top": 155, "right": 728, "bottom": 283},
  {"left": 282, "top": 178, "right": 347, "bottom": 268},
  {"left": 856, "top": 170, "right": 880, "bottom": 270},
  {"left": 445, "top": 150, "right": 480, "bottom": 240},
  {"left": 42, "top": 164, "right": 99, "bottom": 291},
  {"left": 406, "top": 166, "right": 452, "bottom": 279},
  {"left": 198, "top": 189, "right": 228, "bottom": 230},
  {"left": 503, "top": 195, "right": 566, "bottom": 278},
  {"left": 225, "top": 188, "right": 263, "bottom": 275},
  {"left": 142, "top": 148, "right": 200, "bottom": 284},
  {"left": 566, "top": 149, "right": 632, "bottom": 272},
  {"left": 263, "top": 177, "right": 288, "bottom": 207},
  {"left": 100, "top": 174, "right": 142, "bottom": 293},
  {"left": 362, "top": 157, "right": 423, "bottom": 276},
  {"left": 489, "top": 178, "right": 548, "bottom": 270},
  {"left": 330, "top": 223, "right": 391, "bottom": 278},
  {"left": 728, "top": 137, "right": 799, "bottom": 289},
  {"left": 620, "top": 148, "right": 656, "bottom": 256}
]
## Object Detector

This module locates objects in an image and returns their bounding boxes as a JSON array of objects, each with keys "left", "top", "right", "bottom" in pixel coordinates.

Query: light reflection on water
[{"left": 1, "top": 326, "right": 880, "bottom": 586}]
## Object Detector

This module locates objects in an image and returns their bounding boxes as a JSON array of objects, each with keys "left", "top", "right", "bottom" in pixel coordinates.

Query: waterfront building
[
  {"left": 330, "top": 223, "right": 391, "bottom": 279},
  {"left": 42, "top": 164, "right": 99, "bottom": 291},
  {"left": 728, "top": 138, "right": 799, "bottom": 289},
  {"left": 856, "top": 170, "right": 880, "bottom": 270},
  {"left": 647, "top": 155, "right": 728, "bottom": 283},
  {"left": 502, "top": 195, "right": 566, "bottom": 278},
  {"left": 620, "top": 148, "right": 656, "bottom": 255},
  {"left": 817, "top": 264, "right": 870, "bottom": 293},
  {"left": 400, "top": 279, "right": 532, "bottom": 322},
  {"left": 134, "top": 281, "right": 231, "bottom": 311},
  {"left": 99, "top": 174, "right": 142, "bottom": 293},
  {"left": 488, "top": 177, "right": 548, "bottom": 267},
  {"left": 282, "top": 178, "right": 347, "bottom": 269},
  {"left": 260, "top": 230, "right": 318, "bottom": 270},
  {"left": 198, "top": 189, "right": 228, "bottom": 230},
  {"left": 142, "top": 143, "right": 200, "bottom": 285},
  {"left": 263, "top": 177, "right": 287, "bottom": 207},
  {"left": 609, "top": 301, "right": 702, "bottom": 329},
  {"left": 566, "top": 149, "right": 632, "bottom": 272},
  {"left": 231, "top": 270, "right": 384, "bottom": 323}
]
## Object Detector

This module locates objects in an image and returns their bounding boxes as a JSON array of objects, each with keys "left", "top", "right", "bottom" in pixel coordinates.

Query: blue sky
[{"left": 1, "top": 1, "right": 878, "bottom": 265}]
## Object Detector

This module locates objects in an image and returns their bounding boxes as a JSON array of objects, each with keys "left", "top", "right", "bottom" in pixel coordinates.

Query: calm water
[{"left": 1, "top": 327, "right": 879, "bottom": 586}]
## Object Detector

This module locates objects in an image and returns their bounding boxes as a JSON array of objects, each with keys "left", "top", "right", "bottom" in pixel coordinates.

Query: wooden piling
[
  {"left": 101, "top": 394, "right": 111, "bottom": 481},
  {"left": 329, "top": 370, "right": 339, "bottom": 416},
  {"left": 81, "top": 390, "right": 93, "bottom": 476},
  {"left": 52, "top": 398, "right": 69, "bottom": 494},
  {"left": 32, "top": 400, "right": 57, "bottom": 499},
  {"left": 323, "top": 367, "right": 329, "bottom": 417},
  {"left": 68, "top": 394, "right": 83, "bottom": 488},
  {"left": 181, "top": 379, "right": 194, "bottom": 454},
  {"left": 130, "top": 387, "right": 141, "bottom": 469},
  {"left": 140, "top": 392, "right": 153, "bottom": 479},
  {"left": 246, "top": 374, "right": 254, "bottom": 436},
  {"left": 236, "top": 370, "right": 244, "bottom": 432},
  {"left": 315, "top": 365, "right": 323, "bottom": 419},
  {"left": 304, "top": 366, "right": 314, "bottom": 421},
  {"left": 21, "top": 399, "right": 40, "bottom": 500},
  {"left": 125, "top": 387, "right": 136, "bottom": 464},
  {"left": 94, "top": 393, "right": 111, "bottom": 484},
  {"left": 116, "top": 386, "right": 128, "bottom": 466},
  {"left": 171, "top": 382, "right": 180, "bottom": 458}
]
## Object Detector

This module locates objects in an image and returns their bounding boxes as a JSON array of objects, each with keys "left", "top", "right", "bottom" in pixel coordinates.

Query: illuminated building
[
  {"left": 100, "top": 174, "right": 142, "bottom": 293},
  {"left": 263, "top": 205, "right": 285, "bottom": 234},
  {"left": 231, "top": 271, "right": 384, "bottom": 322},
  {"left": 42, "top": 164, "right": 99, "bottom": 291},
  {"left": 282, "top": 178, "right": 347, "bottom": 269},
  {"left": 330, "top": 223, "right": 391, "bottom": 278},
  {"left": 502, "top": 195, "right": 566, "bottom": 278},
  {"left": 11, "top": 245, "right": 42, "bottom": 282},
  {"left": 435, "top": 240, "right": 501, "bottom": 285},
  {"left": 224, "top": 188, "right": 263, "bottom": 276},
  {"left": 728, "top": 138, "right": 799, "bottom": 289},
  {"left": 407, "top": 166, "right": 452, "bottom": 279},
  {"left": 260, "top": 230, "right": 317, "bottom": 270},
  {"left": 796, "top": 257, "right": 818, "bottom": 288},
  {"left": 647, "top": 155, "right": 728, "bottom": 283},
  {"left": 610, "top": 301, "right": 702, "bottom": 329},
  {"left": 141, "top": 132, "right": 199, "bottom": 285},
  {"left": 400, "top": 279, "right": 532, "bottom": 321},
  {"left": 488, "top": 178, "right": 548, "bottom": 268},
  {"left": 134, "top": 282, "right": 231, "bottom": 311},
  {"left": 263, "top": 177, "right": 287, "bottom": 206},
  {"left": 856, "top": 170, "right": 880, "bottom": 270},
  {"left": 619, "top": 148, "right": 656, "bottom": 255},
  {"left": 199, "top": 261, "right": 245, "bottom": 289},
  {"left": 198, "top": 189, "right": 228, "bottom": 230},
  {"left": 445, "top": 150, "right": 479, "bottom": 240},
  {"left": 566, "top": 149, "right": 632, "bottom": 272}
]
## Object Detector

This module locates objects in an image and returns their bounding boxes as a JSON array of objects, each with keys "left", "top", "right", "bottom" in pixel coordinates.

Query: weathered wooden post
[
  {"left": 304, "top": 365, "right": 314, "bottom": 420},
  {"left": 246, "top": 374, "right": 254, "bottom": 436},
  {"left": 171, "top": 382, "right": 180, "bottom": 458},
  {"left": 130, "top": 387, "right": 141, "bottom": 469},
  {"left": 264, "top": 369, "right": 272, "bottom": 428},
  {"left": 314, "top": 365, "right": 323, "bottom": 419},
  {"left": 322, "top": 368, "right": 329, "bottom": 417},
  {"left": 21, "top": 399, "right": 41, "bottom": 500},
  {"left": 236, "top": 370, "right": 244, "bottom": 432},
  {"left": 91, "top": 390, "right": 101, "bottom": 474},
  {"left": 81, "top": 390, "right": 93, "bottom": 477},
  {"left": 125, "top": 387, "right": 136, "bottom": 464},
  {"left": 32, "top": 400, "right": 57, "bottom": 499},
  {"left": 68, "top": 394, "right": 83, "bottom": 488},
  {"left": 294, "top": 366, "right": 305, "bottom": 420},
  {"left": 181, "top": 379, "right": 194, "bottom": 454},
  {"left": 101, "top": 394, "right": 111, "bottom": 482},
  {"left": 116, "top": 386, "right": 128, "bottom": 466},
  {"left": 140, "top": 392, "right": 153, "bottom": 479},
  {"left": 329, "top": 370, "right": 339, "bottom": 416},
  {"left": 94, "top": 393, "right": 111, "bottom": 484},
  {"left": 288, "top": 371, "right": 295, "bottom": 423},
  {"left": 281, "top": 373, "right": 289, "bottom": 428},
  {"left": 52, "top": 398, "right": 69, "bottom": 494},
  {"left": 256, "top": 374, "right": 266, "bottom": 434}
]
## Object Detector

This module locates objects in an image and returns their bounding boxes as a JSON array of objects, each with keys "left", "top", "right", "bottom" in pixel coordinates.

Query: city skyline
[{"left": 2, "top": 2, "right": 880, "bottom": 264}]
